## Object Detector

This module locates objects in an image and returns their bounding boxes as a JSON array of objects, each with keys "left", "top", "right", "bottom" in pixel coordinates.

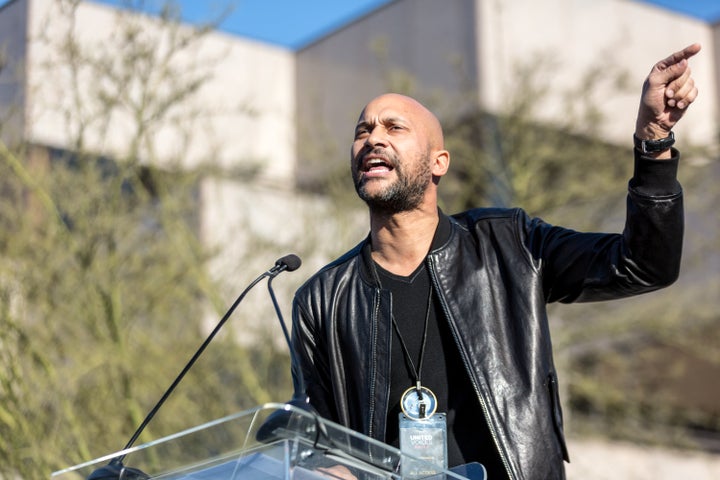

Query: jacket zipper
[
  {"left": 367, "top": 287, "right": 382, "bottom": 440},
  {"left": 427, "top": 256, "right": 516, "bottom": 480}
]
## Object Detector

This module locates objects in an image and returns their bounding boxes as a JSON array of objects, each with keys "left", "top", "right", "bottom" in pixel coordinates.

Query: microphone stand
[
  {"left": 267, "top": 273, "right": 308, "bottom": 404},
  {"left": 87, "top": 256, "right": 300, "bottom": 480},
  {"left": 255, "top": 273, "right": 320, "bottom": 444}
]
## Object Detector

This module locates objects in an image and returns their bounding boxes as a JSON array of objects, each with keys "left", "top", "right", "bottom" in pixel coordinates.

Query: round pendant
[{"left": 400, "top": 385, "right": 437, "bottom": 420}]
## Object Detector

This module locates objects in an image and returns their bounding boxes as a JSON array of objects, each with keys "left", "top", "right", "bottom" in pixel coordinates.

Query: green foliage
[
  {"left": 555, "top": 154, "right": 720, "bottom": 448},
  {"left": 0, "top": 2, "right": 292, "bottom": 478},
  {"left": 0, "top": 142, "right": 292, "bottom": 478},
  {"left": 441, "top": 110, "right": 629, "bottom": 216},
  {"left": 440, "top": 54, "right": 632, "bottom": 217}
]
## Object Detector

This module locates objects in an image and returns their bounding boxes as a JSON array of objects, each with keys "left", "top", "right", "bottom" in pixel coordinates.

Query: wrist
[
  {"left": 634, "top": 118, "right": 670, "bottom": 139},
  {"left": 633, "top": 131, "right": 675, "bottom": 159}
]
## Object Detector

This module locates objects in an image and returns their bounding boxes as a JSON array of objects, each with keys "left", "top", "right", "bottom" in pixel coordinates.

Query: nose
[{"left": 365, "top": 125, "right": 388, "bottom": 148}]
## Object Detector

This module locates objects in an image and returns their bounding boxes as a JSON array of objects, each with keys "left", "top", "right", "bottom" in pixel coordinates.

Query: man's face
[{"left": 351, "top": 96, "right": 434, "bottom": 213}]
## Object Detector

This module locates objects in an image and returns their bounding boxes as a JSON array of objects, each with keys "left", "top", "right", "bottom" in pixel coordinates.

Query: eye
[
  {"left": 354, "top": 129, "right": 369, "bottom": 140},
  {"left": 354, "top": 123, "right": 371, "bottom": 139}
]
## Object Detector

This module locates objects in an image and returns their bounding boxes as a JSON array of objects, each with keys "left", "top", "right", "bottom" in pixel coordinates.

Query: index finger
[{"left": 657, "top": 43, "right": 702, "bottom": 70}]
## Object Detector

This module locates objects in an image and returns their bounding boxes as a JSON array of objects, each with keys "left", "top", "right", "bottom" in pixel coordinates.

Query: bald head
[
  {"left": 357, "top": 93, "right": 445, "bottom": 151},
  {"left": 351, "top": 93, "right": 451, "bottom": 214}
]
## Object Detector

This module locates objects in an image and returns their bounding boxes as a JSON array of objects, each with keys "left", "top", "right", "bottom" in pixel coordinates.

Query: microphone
[
  {"left": 86, "top": 255, "right": 302, "bottom": 480},
  {"left": 274, "top": 253, "right": 302, "bottom": 273}
]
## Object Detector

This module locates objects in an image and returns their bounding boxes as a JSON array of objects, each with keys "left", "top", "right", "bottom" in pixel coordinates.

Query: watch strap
[{"left": 633, "top": 131, "right": 675, "bottom": 153}]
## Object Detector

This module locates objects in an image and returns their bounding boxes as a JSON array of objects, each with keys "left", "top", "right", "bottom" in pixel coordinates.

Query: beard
[{"left": 353, "top": 149, "right": 432, "bottom": 214}]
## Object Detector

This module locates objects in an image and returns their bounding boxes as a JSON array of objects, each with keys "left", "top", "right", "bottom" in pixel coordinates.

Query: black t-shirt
[
  {"left": 372, "top": 216, "right": 508, "bottom": 478},
  {"left": 375, "top": 262, "right": 507, "bottom": 478}
]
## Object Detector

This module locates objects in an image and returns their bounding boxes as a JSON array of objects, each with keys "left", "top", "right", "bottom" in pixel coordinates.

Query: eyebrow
[
  {"left": 355, "top": 121, "right": 371, "bottom": 131},
  {"left": 355, "top": 116, "right": 408, "bottom": 131}
]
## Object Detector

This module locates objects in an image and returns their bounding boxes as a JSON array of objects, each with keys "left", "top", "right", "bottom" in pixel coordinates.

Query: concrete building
[
  {"left": 0, "top": 0, "right": 310, "bottom": 318},
  {"left": 1, "top": 0, "right": 719, "bottom": 477},
  {"left": 296, "top": 0, "right": 719, "bottom": 184},
  {"left": 1, "top": 0, "right": 718, "bottom": 264}
]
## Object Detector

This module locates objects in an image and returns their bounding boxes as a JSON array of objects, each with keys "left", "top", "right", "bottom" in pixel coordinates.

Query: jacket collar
[{"left": 359, "top": 209, "right": 453, "bottom": 286}]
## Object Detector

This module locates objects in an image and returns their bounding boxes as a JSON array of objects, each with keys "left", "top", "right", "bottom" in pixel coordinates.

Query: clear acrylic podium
[{"left": 52, "top": 403, "right": 485, "bottom": 479}]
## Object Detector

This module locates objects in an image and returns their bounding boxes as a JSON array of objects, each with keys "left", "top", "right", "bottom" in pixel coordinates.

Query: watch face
[{"left": 400, "top": 386, "right": 438, "bottom": 420}]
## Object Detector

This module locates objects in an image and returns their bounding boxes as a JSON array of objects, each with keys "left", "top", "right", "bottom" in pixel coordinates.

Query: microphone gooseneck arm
[
  {"left": 101, "top": 255, "right": 301, "bottom": 473},
  {"left": 267, "top": 271, "right": 306, "bottom": 401}
]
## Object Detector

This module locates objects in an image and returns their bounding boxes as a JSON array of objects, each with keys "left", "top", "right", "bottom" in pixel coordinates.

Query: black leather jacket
[{"left": 291, "top": 151, "right": 683, "bottom": 480}]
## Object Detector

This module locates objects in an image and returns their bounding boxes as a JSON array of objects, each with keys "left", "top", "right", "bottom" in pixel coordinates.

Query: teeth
[
  {"left": 366, "top": 158, "right": 389, "bottom": 168},
  {"left": 360, "top": 156, "right": 392, "bottom": 172}
]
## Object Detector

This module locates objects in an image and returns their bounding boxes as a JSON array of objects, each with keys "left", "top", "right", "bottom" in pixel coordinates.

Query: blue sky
[
  {"left": 88, "top": 0, "right": 720, "bottom": 50},
  {"left": 2, "top": 0, "right": 719, "bottom": 50},
  {"left": 97, "top": 0, "right": 396, "bottom": 50}
]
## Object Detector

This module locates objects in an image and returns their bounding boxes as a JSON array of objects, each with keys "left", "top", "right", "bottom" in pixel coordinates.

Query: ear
[{"left": 431, "top": 149, "right": 450, "bottom": 177}]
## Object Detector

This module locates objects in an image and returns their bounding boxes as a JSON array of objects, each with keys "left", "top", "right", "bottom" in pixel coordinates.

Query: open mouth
[
  {"left": 360, "top": 153, "right": 395, "bottom": 174},
  {"left": 364, "top": 158, "right": 392, "bottom": 172}
]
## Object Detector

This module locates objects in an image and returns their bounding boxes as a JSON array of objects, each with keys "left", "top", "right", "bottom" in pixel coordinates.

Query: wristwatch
[{"left": 633, "top": 131, "right": 675, "bottom": 153}]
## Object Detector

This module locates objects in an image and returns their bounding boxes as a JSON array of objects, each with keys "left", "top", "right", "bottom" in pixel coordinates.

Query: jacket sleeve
[
  {"left": 527, "top": 148, "right": 683, "bottom": 303},
  {"left": 291, "top": 291, "right": 339, "bottom": 422}
]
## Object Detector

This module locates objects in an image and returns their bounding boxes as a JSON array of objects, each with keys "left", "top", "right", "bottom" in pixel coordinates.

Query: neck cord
[
  {"left": 371, "top": 259, "right": 433, "bottom": 399},
  {"left": 393, "top": 288, "right": 432, "bottom": 398}
]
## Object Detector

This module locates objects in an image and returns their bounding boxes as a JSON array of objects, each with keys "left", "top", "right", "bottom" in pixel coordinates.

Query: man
[{"left": 291, "top": 44, "right": 700, "bottom": 480}]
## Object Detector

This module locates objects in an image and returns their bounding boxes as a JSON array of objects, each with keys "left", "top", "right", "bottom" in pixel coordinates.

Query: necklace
[{"left": 371, "top": 259, "right": 438, "bottom": 420}]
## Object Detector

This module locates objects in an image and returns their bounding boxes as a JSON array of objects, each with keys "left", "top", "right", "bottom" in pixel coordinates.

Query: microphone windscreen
[{"left": 276, "top": 254, "right": 302, "bottom": 272}]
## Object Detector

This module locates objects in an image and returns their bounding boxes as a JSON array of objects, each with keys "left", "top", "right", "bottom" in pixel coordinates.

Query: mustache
[{"left": 354, "top": 148, "right": 398, "bottom": 169}]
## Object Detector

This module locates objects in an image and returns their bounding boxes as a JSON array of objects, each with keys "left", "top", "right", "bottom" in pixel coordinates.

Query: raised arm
[{"left": 635, "top": 43, "right": 701, "bottom": 159}]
